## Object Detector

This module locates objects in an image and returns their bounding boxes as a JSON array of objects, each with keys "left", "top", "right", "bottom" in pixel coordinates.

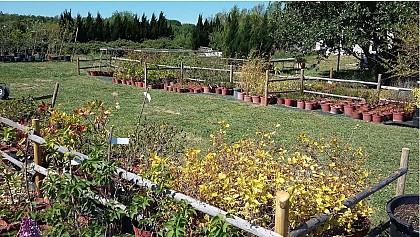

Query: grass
[
  {"left": 1, "top": 61, "right": 418, "bottom": 227},
  {"left": 276, "top": 54, "right": 377, "bottom": 82}
]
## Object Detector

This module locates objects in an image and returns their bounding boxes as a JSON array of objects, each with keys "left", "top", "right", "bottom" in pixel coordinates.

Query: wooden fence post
[
  {"left": 376, "top": 74, "right": 382, "bottom": 102},
  {"left": 229, "top": 65, "right": 234, "bottom": 83},
  {"left": 32, "top": 119, "right": 43, "bottom": 196},
  {"left": 330, "top": 67, "right": 333, "bottom": 79},
  {"left": 396, "top": 148, "right": 410, "bottom": 196},
  {"left": 180, "top": 61, "right": 184, "bottom": 80},
  {"left": 275, "top": 191, "right": 290, "bottom": 237},
  {"left": 300, "top": 69, "right": 305, "bottom": 95},
  {"left": 264, "top": 70, "right": 269, "bottom": 106},
  {"left": 144, "top": 63, "right": 147, "bottom": 88},
  {"left": 77, "top": 57, "right": 80, "bottom": 75},
  {"left": 51, "top": 82, "right": 60, "bottom": 108},
  {"left": 109, "top": 55, "right": 112, "bottom": 70}
]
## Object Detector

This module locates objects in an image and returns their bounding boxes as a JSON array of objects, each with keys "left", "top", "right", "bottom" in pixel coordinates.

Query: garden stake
[
  {"left": 51, "top": 82, "right": 60, "bottom": 108},
  {"left": 135, "top": 87, "right": 150, "bottom": 136},
  {"left": 396, "top": 148, "right": 410, "bottom": 196},
  {"left": 23, "top": 134, "right": 33, "bottom": 207},
  {"left": 32, "top": 119, "right": 43, "bottom": 197}
]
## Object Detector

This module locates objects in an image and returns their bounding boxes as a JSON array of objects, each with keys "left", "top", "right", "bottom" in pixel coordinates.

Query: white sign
[
  {"left": 144, "top": 92, "right": 151, "bottom": 102},
  {"left": 110, "top": 137, "right": 130, "bottom": 145}
]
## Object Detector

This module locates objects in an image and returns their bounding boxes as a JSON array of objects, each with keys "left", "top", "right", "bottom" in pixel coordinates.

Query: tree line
[
  {"left": 61, "top": 9, "right": 173, "bottom": 42},
  {"left": 0, "top": 2, "right": 418, "bottom": 79}
]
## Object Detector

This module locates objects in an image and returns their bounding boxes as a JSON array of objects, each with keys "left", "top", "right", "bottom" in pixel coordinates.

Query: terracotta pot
[
  {"left": 352, "top": 111, "right": 363, "bottom": 120},
  {"left": 251, "top": 96, "right": 260, "bottom": 104},
  {"left": 203, "top": 86, "right": 211, "bottom": 93},
  {"left": 121, "top": 79, "right": 127, "bottom": 85},
  {"left": 238, "top": 92, "right": 245, "bottom": 100},
  {"left": 284, "top": 98, "right": 296, "bottom": 107},
  {"left": 268, "top": 96, "right": 277, "bottom": 105},
  {"left": 330, "top": 106, "right": 342, "bottom": 114},
  {"left": 132, "top": 221, "right": 152, "bottom": 237},
  {"left": 193, "top": 87, "right": 201, "bottom": 93},
  {"left": 189, "top": 88, "right": 194, "bottom": 93},
  {"left": 321, "top": 103, "right": 331, "bottom": 112},
  {"left": 163, "top": 84, "right": 168, "bottom": 91},
  {"left": 305, "top": 101, "right": 315, "bottom": 110},
  {"left": 260, "top": 96, "right": 267, "bottom": 105},
  {"left": 393, "top": 111, "right": 405, "bottom": 122},
  {"left": 221, "top": 88, "right": 228, "bottom": 96},
  {"left": 297, "top": 100, "right": 305, "bottom": 109},
  {"left": 344, "top": 105, "right": 355, "bottom": 116},
  {"left": 276, "top": 98, "right": 284, "bottom": 105},
  {"left": 363, "top": 112, "right": 372, "bottom": 122},
  {"left": 383, "top": 112, "right": 392, "bottom": 121},
  {"left": 244, "top": 95, "right": 252, "bottom": 103},
  {"left": 215, "top": 87, "right": 222, "bottom": 94},
  {"left": 372, "top": 114, "right": 384, "bottom": 123}
]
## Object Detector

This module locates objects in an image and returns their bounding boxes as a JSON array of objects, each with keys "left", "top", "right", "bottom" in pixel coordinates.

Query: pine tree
[
  {"left": 149, "top": 13, "right": 157, "bottom": 39},
  {"left": 140, "top": 14, "right": 148, "bottom": 41},
  {"left": 84, "top": 12, "right": 94, "bottom": 41},
  {"left": 94, "top": 12, "right": 104, "bottom": 41}
]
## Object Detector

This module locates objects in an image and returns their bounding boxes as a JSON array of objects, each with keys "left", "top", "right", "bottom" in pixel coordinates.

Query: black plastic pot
[
  {"left": 386, "top": 194, "right": 419, "bottom": 237},
  {"left": 0, "top": 84, "right": 10, "bottom": 99}
]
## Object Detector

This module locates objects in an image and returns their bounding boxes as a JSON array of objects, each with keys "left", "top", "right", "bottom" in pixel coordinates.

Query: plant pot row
[
  {"left": 112, "top": 78, "right": 164, "bottom": 90},
  {"left": 275, "top": 97, "right": 416, "bottom": 123},
  {"left": 163, "top": 84, "right": 234, "bottom": 96},
  {"left": 235, "top": 92, "right": 270, "bottom": 105},
  {"left": 87, "top": 70, "right": 114, "bottom": 77}
]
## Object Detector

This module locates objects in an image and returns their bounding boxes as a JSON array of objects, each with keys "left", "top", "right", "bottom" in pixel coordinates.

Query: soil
[{"left": 394, "top": 203, "right": 419, "bottom": 231}]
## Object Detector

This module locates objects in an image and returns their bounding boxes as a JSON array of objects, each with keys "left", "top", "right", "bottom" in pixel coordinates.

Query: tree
[
  {"left": 84, "top": 12, "right": 94, "bottom": 41},
  {"left": 237, "top": 13, "right": 251, "bottom": 57},
  {"left": 110, "top": 11, "right": 123, "bottom": 41},
  {"left": 272, "top": 2, "right": 419, "bottom": 76},
  {"left": 149, "top": 13, "right": 157, "bottom": 39},
  {"left": 140, "top": 14, "right": 148, "bottom": 41},
  {"left": 382, "top": 20, "right": 419, "bottom": 81},
  {"left": 75, "top": 13, "right": 86, "bottom": 42},
  {"left": 94, "top": 12, "right": 104, "bottom": 41},
  {"left": 224, "top": 6, "right": 240, "bottom": 57}
]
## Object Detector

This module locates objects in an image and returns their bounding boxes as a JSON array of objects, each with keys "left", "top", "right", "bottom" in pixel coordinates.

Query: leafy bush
[
  {"left": 148, "top": 122, "right": 373, "bottom": 235},
  {"left": 238, "top": 56, "right": 267, "bottom": 96}
]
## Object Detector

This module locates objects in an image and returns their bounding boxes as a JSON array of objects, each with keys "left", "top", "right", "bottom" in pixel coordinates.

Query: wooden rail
[
  {"left": 112, "top": 57, "right": 238, "bottom": 83},
  {"left": 0, "top": 116, "right": 283, "bottom": 237},
  {"left": 263, "top": 69, "right": 413, "bottom": 106},
  {"left": 288, "top": 148, "right": 410, "bottom": 237}
]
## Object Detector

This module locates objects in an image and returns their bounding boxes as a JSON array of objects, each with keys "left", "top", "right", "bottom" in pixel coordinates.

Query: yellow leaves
[
  {"left": 218, "top": 120, "right": 230, "bottom": 128},
  {"left": 275, "top": 172, "right": 285, "bottom": 184},
  {"left": 164, "top": 122, "right": 373, "bottom": 231},
  {"left": 217, "top": 172, "right": 226, "bottom": 180}
]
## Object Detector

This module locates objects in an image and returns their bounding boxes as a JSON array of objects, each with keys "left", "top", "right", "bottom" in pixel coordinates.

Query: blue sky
[{"left": 1, "top": 1, "right": 269, "bottom": 24}]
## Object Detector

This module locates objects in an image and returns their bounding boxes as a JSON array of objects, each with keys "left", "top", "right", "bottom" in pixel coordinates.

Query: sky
[{"left": 0, "top": 1, "right": 269, "bottom": 24}]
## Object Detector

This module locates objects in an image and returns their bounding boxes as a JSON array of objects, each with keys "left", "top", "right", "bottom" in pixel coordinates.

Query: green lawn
[{"left": 1, "top": 61, "right": 418, "bottom": 227}]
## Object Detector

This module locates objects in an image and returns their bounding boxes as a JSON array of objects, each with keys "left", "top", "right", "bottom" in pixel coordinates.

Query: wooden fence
[
  {"left": 262, "top": 69, "right": 414, "bottom": 106},
  {"left": 111, "top": 57, "right": 239, "bottom": 85},
  {"left": 0, "top": 115, "right": 412, "bottom": 236},
  {"left": 76, "top": 57, "right": 113, "bottom": 76},
  {"left": 0, "top": 116, "right": 283, "bottom": 237}
]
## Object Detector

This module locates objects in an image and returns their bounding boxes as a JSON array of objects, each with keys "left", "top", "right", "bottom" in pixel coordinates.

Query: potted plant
[{"left": 386, "top": 194, "right": 419, "bottom": 237}]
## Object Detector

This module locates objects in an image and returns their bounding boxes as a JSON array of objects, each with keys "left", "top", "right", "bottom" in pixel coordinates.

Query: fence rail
[
  {"left": 0, "top": 114, "right": 412, "bottom": 237},
  {"left": 0, "top": 116, "right": 283, "bottom": 237},
  {"left": 289, "top": 162, "right": 409, "bottom": 237},
  {"left": 263, "top": 69, "right": 414, "bottom": 105}
]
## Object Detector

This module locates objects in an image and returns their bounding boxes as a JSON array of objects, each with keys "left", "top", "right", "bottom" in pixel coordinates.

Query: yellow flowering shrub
[{"left": 148, "top": 122, "right": 373, "bottom": 235}]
